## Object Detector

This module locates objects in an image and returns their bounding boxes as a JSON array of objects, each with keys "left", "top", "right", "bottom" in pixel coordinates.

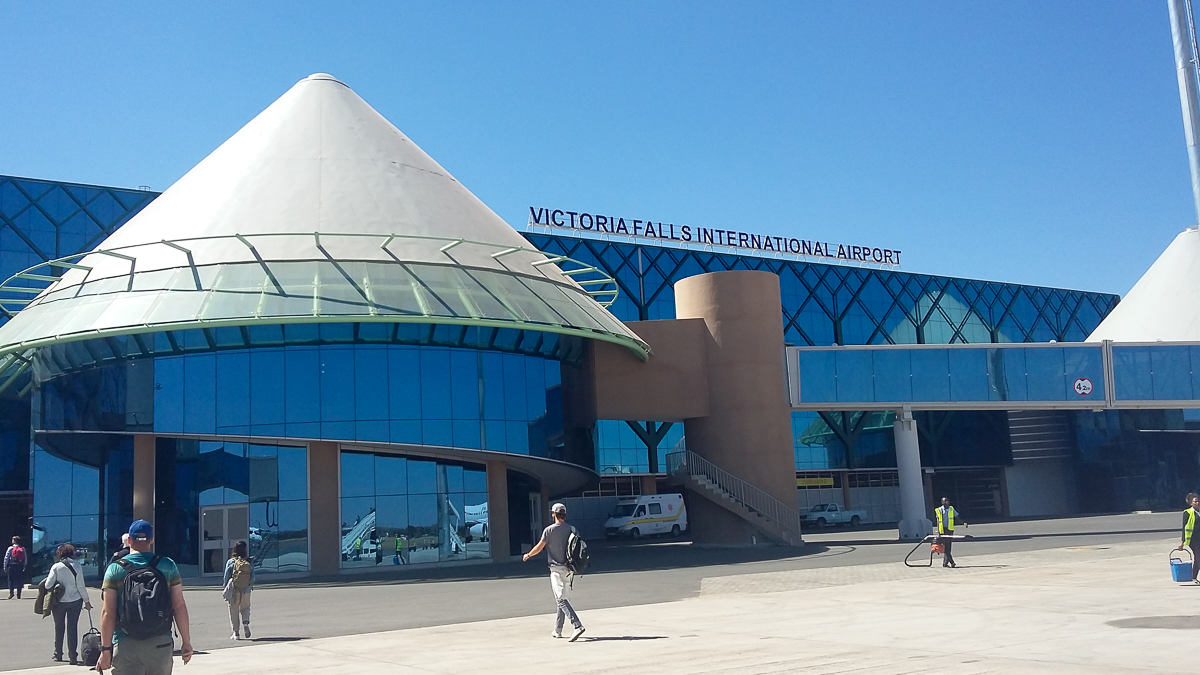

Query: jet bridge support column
[{"left": 894, "top": 408, "right": 931, "bottom": 541}]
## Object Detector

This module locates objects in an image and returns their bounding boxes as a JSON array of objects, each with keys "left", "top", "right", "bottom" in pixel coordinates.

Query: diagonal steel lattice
[
  {"left": 0, "top": 176, "right": 155, "bottom": 314},
  {"left": 524, "top": 234, "right": 1119, "bottom": 348}
]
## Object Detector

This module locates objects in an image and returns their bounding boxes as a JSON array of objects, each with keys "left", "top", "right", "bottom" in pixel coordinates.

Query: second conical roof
[{"left": 1088, "top": 227, "right": 1200, "bottom": 341}]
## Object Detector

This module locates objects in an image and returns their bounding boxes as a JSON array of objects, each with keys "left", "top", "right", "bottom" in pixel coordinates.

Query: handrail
[{"left": 665, "top": 449, "right": 802, "bottom": 539}]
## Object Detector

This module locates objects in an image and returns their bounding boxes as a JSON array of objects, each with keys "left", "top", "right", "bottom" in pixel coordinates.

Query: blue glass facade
[
  {"left": 8, "top": 173, "right": 1194, "bottom": 547},
  {"left": 1, "top": 176, "right": 154, "bottom": 570},
  {"left": 526, "top": 233, "right": 1120, "bottom": 475},
  {"left": 0, "top": 177, "right": 154, "bottom": 305},
  {"left": 340, "top": 451, "right": 490, "bottom": 568},
  {"left": 37, "top": 340, "right": 565, "bottom": 458},
  {"left": 29, "top": 437, "right": 133, "bottom": 578},
  {"left": 1074, "top": 408, "right": 1200, "bottom": 512},
  {"left": 152, "top": 439, "right": 308, "bottom": 578},
  {"left": 525, "top": 234, "right": 1118, "bottom": 345},
  {"left": 796, "top": 344, "right": 1108, "bottom": 406},
  {"left": 31, "top": 335, "right": 561, "bottom": 576}
]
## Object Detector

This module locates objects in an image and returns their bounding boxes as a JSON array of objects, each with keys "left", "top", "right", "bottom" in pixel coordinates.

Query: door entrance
[
  {"left": 200, "top": 504, "right": 249, "bottom": 576},
  {"left": 528, "top": 491, "right": 543, "bottom": 544}
]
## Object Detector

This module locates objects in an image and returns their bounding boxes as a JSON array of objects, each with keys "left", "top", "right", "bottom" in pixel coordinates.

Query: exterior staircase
[{"left": 665, "top": 449, "right": 803, "bottom": 546}]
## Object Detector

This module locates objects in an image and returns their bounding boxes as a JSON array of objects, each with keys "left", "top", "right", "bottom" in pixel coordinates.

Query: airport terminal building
[{"left": 0, "top": 74, "right": 1194, "bottom": 581}]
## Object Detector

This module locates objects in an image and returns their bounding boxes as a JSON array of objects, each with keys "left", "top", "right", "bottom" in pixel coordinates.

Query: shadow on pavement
[
  {"left": 250, "top": 637, "right": 308, "bottom": 643},
  {"left": 1108, "top": 616, "right": 1200, "bottom": 629},
  {"left": 581, "top": 635, "right": 668, "bottom": 642}
]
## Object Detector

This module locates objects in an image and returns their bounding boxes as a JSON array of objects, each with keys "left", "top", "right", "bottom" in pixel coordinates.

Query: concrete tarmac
[{"left": 0, "top": 512, "right": 1180, "bottom": 672}]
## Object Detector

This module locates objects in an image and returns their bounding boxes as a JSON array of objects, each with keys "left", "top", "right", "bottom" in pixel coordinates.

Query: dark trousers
[
  {"left": 1190, "top": 544, "right": 1200, "bottom": 581},
  {"left": 6, "top": 566, "right": 23, "bottom": 597},
  {"left": 941, "top": 533, "right": 956, "bottom": 566},
  {"left": 53, "top": 598, "right": 83, "bottom": 660}
]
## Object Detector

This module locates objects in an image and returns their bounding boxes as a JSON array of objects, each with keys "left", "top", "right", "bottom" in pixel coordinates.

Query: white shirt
[{"left": 44, "top": 559, "right": 91, "bottom": 604}]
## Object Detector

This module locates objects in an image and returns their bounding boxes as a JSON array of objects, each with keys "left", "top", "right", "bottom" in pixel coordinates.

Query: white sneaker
[
  {"left": 230, "top": 632, "right": 240, "bottom": 641},
  {"left": 569, "top": 626, "right": 586, "bottom": 642},
  {"left": 550, "top": 632, "right": 562, "bottom": 639}
]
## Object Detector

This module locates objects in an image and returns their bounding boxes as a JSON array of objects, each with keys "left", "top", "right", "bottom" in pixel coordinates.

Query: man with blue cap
[{"left": 96, "top": 521, "right": 193, "bottom": 674}]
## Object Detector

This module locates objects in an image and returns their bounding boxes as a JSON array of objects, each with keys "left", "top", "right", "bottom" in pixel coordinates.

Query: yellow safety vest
[
  {"left": 1185, "top": 509, "right": 1197, "bottom": 546},
  {"left": 936, "top": 506, "right": 956, "bottom": 535}
]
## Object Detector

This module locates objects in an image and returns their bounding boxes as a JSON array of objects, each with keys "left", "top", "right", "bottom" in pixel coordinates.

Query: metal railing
[
  {"left": 665, "top": 449, "right": 802, "bottom": 538},
  {"left": 0, "top": 231, "right": 622, "bottom": 317}
]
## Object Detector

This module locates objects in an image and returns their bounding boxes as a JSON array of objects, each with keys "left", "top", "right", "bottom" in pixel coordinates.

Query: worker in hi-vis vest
[
  {"left": 1178, "top": 493, "right": 1200, "bottom": 582},
  {"left": 935, "top": 497, "right": 967, "bottom": 568}
]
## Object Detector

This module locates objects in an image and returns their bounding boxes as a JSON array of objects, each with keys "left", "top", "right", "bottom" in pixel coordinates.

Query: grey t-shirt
[{"left": 540, "top": 522, "right": 574, "bottom": 567}]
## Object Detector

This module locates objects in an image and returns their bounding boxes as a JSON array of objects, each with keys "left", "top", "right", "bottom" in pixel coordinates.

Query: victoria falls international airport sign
[{"left": 527, "top": 207, "right": 902, "bottom": 267}]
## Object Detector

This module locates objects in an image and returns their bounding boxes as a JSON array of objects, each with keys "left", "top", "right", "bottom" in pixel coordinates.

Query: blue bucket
[{"left": 1171, "top": 550, "right": 1194, "bottom": 582}]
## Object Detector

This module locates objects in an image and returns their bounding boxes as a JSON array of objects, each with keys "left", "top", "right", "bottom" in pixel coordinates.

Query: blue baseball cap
[{"left": 128, "top": 520, "right": 153, "bottom": 541}]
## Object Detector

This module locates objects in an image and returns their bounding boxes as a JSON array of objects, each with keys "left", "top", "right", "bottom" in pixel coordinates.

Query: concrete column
[
  {"left": 132, "top": 434, "right": 155, "bottom": 526},
  {"left": 894, "top": 409, "right": 931, "bottom": 540},
  {"left": 676, "top": 270, "right": 799, "bottom": 545},
  {"left": 640, "top": 475, "right": 657, "bottom": 495},
  {"left": 486, "top": 460, "right": 510, "bottom": 562},
  {"left": 307, "top": 441, "right": 340, "bottom": 576}
]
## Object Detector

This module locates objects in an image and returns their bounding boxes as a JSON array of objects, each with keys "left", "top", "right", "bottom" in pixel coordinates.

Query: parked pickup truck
[{"left": 799, "top": 503, "right": 866, "bottom": 529}]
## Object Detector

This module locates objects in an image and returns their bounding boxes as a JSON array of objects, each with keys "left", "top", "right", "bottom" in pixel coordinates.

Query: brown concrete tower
[{"left": 675, "top": 270, "right": 798, "bottom": 545}]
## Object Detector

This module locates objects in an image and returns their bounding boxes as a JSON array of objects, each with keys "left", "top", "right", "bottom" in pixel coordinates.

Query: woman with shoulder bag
[
  {"left": 222, "top": 540, "right": 255, "bottom": 640},
  {"left": 44, "top": 544, "right": 91, "bottom": 664}
]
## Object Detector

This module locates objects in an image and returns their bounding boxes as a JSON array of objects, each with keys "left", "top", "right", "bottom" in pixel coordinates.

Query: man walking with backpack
[
  {"left": 96, "top": 521, "right": 193, "bottom": 674},
  {"left": 521, "top": 502, "right": 586, "bottom": 642}
]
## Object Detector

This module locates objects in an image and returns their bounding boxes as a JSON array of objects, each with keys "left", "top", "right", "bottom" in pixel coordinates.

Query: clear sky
[{"left": 0, "top": 2, "right": 1190, "bottom": 296}]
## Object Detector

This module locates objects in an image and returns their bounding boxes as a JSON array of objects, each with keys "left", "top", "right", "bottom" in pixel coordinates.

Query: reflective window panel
[
  {"left": 37, "top": 343, "right": 566, "bottom": 462},
  {"left": 153, "top": 438, "right": 307, "bottom": 577},
  {"left": 339, "top": 450, "right": 489, "bottom": 569},
  {"left": 30, "top": 436, "right": 133, "bottom": 580}
]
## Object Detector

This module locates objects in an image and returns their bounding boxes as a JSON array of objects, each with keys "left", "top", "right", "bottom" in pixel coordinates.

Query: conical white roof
[
  {"left": 0, "top": 74, "right": 647, "bottom": 359},
  {"left": 1088, "top": 227, "right": 1200, "bottom": 342}
]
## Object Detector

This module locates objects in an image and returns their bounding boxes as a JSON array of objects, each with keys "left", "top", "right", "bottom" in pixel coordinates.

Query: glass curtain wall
[
  {"left": 594, "top": 420, "right": 683, "bottom": 474},
  {"left": 1074, "top": 409, "right": 1200, "bottom": 512},
  {"left": 155, "top": 438, "right": 308, "bottom": 577},
  {"left": 30, "top": 437, "right": 133, "bottom": 579},
  {"left": 40, "top": 342, "right": 565, "bottom": 460},
  {"left": 151, "top": 345, "right": 561, "bottom": 453},
  {"left": 0, "top": 399, "right": 30, "bottom": 491},
  {"left": 340, "top": 451, "right": 489, "bottom": 569}
]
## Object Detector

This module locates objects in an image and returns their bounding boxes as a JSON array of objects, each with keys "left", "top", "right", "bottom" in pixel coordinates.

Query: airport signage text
[{"left": 529, "top": 207, "right": 901, "bottom": 265}]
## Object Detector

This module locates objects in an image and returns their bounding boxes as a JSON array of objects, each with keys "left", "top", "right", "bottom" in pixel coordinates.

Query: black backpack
[
  {"left": 565, "top": 530, "right": 590, "bottom": 576},
  {"left": 116, "top": 556, "right": 173, "bottom": 640}
]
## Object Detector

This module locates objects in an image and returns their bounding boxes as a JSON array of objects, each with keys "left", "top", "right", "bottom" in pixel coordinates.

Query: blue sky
[{"left": 0, "top": 2, "right": 1189, "bottom": 295}]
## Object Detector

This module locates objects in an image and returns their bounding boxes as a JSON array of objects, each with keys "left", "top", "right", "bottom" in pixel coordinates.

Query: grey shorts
[{"left": 113, "top": 635, "right": 173, "bottom": 675}]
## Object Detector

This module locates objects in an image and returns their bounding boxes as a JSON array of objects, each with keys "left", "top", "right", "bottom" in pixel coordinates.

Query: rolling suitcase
[{"left": 81, "top": 611, "right": 102, "bottom": 667}]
